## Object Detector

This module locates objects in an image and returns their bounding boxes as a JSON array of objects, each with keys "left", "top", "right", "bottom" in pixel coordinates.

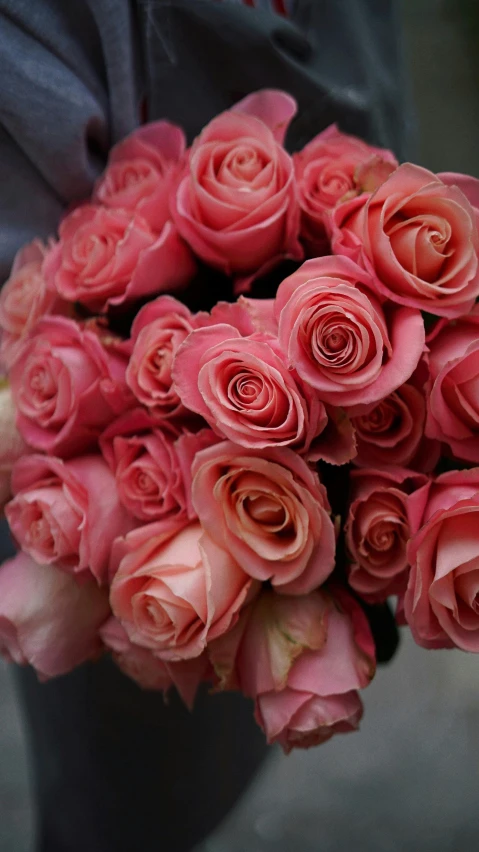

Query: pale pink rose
[
  {"left": 100, "top": 408, "right": 190, "bottom": 524},
  {"left": 190, "top": 442, "right": 336, "bottom": 595},
  {"left": 0, "top": 239, "right": 67, "bottom": 368},
  {"left": 0, "top": 382, "right": 29, "bottom": 511},
  {"left": 43, "top": 204, "right": 195, "bottom": 313},
  {"left": 9, "top": 315, "right": 132, "bottom": 457},
  {"left": 294, "top": 125, "right": 397, "bottom": 255},
  {"left": 0, "top": 552, "right": 109, "bottom": 679},
  {"left": 171, "top": 90, "right": 302, "bottom": 289},
  {"left": 425, "top": 306, "right": 479, "bottom": 463},
  {"left": 405, "top": 468, "right": 479, "bottom": 651},
  {"left": 209, "top": 588, "right": 375, "bottom": 753},
  {"left": 6, "top": 454, "right": 133, "bottom": 584},
  {"left": 351, "top": 380, "right": 439, "bottom": 471},
  {"left": 334, "top": 164, "right": 479, "bottom": 318},
  {"left": 275, "top": 256, "right": 425, "bottom": 407},
  {"left": 110, "top": 521, "right": 255, "bottom": 661},
  {"left": 94, "top": 121, "right": 186, "bottom": 232},
  {"left": 345, "top": 468, "right": 427, "bottom": 603},
  {"left": 126, "top": 295, "right": 202, "bottom": 421},
  {"left": 100, "top": 616, "right": 211, "bottom": 707},
  {"left": 173, "top": 323, "right": 329, "bottom": 457}
]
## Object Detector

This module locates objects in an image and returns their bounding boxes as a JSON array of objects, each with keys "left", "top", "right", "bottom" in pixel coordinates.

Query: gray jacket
[{"left": 0, "top": 0, "right": 408, "bottom": 281}]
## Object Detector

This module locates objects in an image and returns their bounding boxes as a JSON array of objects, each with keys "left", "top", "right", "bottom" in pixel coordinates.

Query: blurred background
[{"left": 1, "top": 0, "right": 479, "bottom": 849}]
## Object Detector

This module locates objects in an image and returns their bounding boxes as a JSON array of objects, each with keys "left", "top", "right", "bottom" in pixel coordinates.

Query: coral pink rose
[
  {"left": 275, "top": 256, "right": 425, "bottom": 407},
  {"left": 345, "top": 468, "right": 427, "bottom": 603},
  {"left": 6, "top": 454, "right": 133, "bottom": 584},
  {"left": 171, "top": 90, "right": 302, "bottom": 289},
  {"left": 94, "top": 121, "right": 186, "bottom": 232},
  {"left": 209, "top": 588, "right": 375, "bottom": 753},
  {"left": 126, "top": 295, "right": 202, "bottom": 421},
  {"left": 334, "top": 164, "right": 479, "bottom": 318},
  {"left": 100, "top": 408, "right": 192, "bottom": 524},
  {"left": 100, "top": 617, "right": 211, "bottom": 707},
  {"left": 173, "top": 323, "right": 330, "bottom": 458},
  {"left": 405, "top": 468, "right": 479, "bottom": 651},
  {"left": 110, "top": 521, "right": 255, "bottom": 661},
  {"left": 9, "top": 315, "right": 132, "bottom": 457},
  {"left": 0, "top": 382, "right": 29, "bottom": 511},
  {"left": 425, "top": 306, "right": 479, "bottom": 462},
  {"left": 0, "top": 552, "right": 109, "bottom": 679},
  {"left": 191, "top": 442, "right": 336, "bottom": 595},
  {"left": 0, "top": 239, "right": 67, "bottom": 368},
  {"left": 44, "top": 204, "right": 195, "bottom": 313},
  {"left": 294, "top": 125, "right": 397, "bottom": 255},
  {"left": 351, "top": 380, "right": 439, "bottom": 471}
]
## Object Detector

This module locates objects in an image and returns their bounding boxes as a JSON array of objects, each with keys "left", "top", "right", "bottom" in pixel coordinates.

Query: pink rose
[
  {"left": 405, "top": 468, "right": 479, "bottom": 651},
  {"left": 0, "top": 382, "right": 29, "bottom": 511},
  {"left": 425, "top": 306, "right": 479, "bottom": 462},
  {"left": 294, "top": 125, "right": 397, "bottom": 255},
  {"left": 209, "top": 588, "right": 375, "bottom": 753},
  {"left": 345, "top": 468, "right": 427, "bottom": 603},
  {"left": 351, "top": 379, "right": 439, "bottom": 470},
  {"left": 0, "top": 552, "right": 109, "bottom": 679},
  {"left": 6, "top": 454, "right": 133, "bottom": 584},
  {"left": 334, "top": 164, "right": 479, "bottom": 318},
  {"left": 94, "top": 121, "right": 186, "bottom": 232},
  {"left": 171, "top": 90, "right": 302, "bottom": 289},
  {"left": 100, "top": 617, "right": 211, "bottom": 707},
  {"left": 100, "top": 408, "right": 191, "bottom": 524},
  {"left": 190, "top": 441, "right": 336, "bottom": 595},
  {"left": 9, "top": 315, "right": 131, "bottom": 457},
  {"left": 173, "top": 323, "right": 329, "bottom": 457},
  {"left": 275, "top": 256, "right": 425, "bottom": 407},
  {"left": 110, "top": 521, "right": 255, "bottom": 661},
  {"left": 43, "top": 204, "right": 195, "bottom": 313},
  {"left": 0, "top": 239, "right": 67, "bottom": 369},
  {"left": 126, "top": 295, "right": 202, "bottom": 421}
]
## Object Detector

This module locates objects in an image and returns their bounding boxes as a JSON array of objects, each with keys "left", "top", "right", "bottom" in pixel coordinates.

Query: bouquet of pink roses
[{"left": 1, "top": 90, "right": 479, "bottom": 753}]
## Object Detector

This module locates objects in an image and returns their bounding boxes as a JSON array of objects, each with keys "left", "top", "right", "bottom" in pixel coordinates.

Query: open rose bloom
[{"left": 2, "top": 90, "right": 479, "bottom": 754}]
